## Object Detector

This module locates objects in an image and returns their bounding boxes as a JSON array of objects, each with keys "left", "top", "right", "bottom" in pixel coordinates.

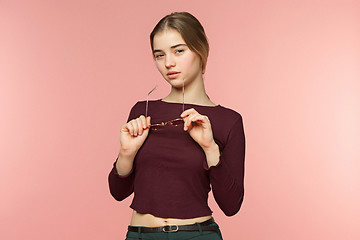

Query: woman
[{"left": 108, "top": 12, "right": 246, "bottom": 240}]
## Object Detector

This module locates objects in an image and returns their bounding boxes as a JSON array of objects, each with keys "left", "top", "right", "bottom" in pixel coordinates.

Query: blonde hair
[{"left": 150, "top": 12, "right": 210, "bottom": 72}]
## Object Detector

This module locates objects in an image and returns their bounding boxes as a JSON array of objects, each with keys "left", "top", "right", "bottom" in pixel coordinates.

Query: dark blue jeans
[{"left": 124, "top": 220, "right": 223, "bottom": 240}]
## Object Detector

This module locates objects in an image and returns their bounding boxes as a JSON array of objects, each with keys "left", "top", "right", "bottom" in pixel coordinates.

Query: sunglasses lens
[
  {"left": 167, "top": 119, "right": 184, "bottom": 126},
  {"left": 150, "top": 119, "right": 183, "bottom": 130},
  {"left": 150, "top": 125, "right": 163, "bottom": 131}
]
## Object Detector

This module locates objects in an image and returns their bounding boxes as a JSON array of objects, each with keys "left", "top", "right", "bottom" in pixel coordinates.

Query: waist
[{"left": 130, "top": 210, "right": 212, "bottom": 227}]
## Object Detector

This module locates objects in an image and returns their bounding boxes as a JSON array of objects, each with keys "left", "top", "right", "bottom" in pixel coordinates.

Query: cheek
[
  {"left": 155, "top": 61, "right": 165, "bottom": 73},
  {"left": 188, "top": 52, "right": 201, "bottom": 64},
  {"left": 185, "top": 53, "right": 202, "bottom": 70}
]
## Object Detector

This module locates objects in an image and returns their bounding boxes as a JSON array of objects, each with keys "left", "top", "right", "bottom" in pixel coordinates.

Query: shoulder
[
  {"left": 204, "top": 105, "right": 244, "bottom": 150},
  {"left": 130, "top": 101, "right": 145, "bottom": 111},
  {"left": 215, "top": 105, "right": 242, "bottom": 120},
  {"left": 126, "top": 101, "right": 146, "bottom": 120},
  {"left": 206, "top": 104, "right": 243, "bottom": 128}
]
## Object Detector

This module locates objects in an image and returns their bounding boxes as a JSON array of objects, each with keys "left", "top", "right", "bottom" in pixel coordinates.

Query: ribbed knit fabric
[{"left": 108, "top": 99, "right": 245, "bottom": 218}]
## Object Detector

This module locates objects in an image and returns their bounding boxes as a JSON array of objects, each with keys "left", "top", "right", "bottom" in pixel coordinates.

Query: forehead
[{"left": 153, "top": 29, "right": 186, "bottom": 50}]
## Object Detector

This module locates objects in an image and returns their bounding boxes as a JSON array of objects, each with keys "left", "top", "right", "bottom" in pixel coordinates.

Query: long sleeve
[
  {"left": 205, "top": 115, "right": 246, "bottom": 216},
  {"left": 108, "top": 158, "right": 135, "bottom": 201},
  {"left": 108, "top": 102, "right": 140, "bottom": 201}
]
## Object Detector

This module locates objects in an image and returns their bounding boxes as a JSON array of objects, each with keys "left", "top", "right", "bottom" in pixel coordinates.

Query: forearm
[
  {"left": 203, "top": 136, "right": 245, "bottom": 216},
  {"left": 108, "top": 150, "right": 137, "bottom": 201},
  {"left": 208, "top": 161, "right": 244, "bottom": 216},
  {"left": 203, "top": 141, "right": 220, "bottom": 168},
  {"left": 116, "top": 149, "right": 137, "bottom": 176}
]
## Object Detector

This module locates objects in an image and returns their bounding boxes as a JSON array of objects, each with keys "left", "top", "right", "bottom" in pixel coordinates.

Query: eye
[
  {"left": 154, "top": 54, "right": 164, "bottom": 59},
  {"left": 175, "top": 49, "right": 184, "bottom": 54}
]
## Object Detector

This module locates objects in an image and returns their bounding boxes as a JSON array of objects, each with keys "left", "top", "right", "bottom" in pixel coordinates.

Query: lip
[
  {"left": 167, "top": 71, "right": 180, "bottom": 79},
  {"left": 167, "top": 71, "right": 180, "bottom": 75}
]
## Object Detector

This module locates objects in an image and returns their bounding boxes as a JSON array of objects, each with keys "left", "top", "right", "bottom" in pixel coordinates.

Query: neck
[{"left": 162, "top": 75, "right": 216, "bottom": 106}]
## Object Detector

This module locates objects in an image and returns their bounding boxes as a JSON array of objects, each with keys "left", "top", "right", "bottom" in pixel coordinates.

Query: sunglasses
[{"left": 145, "top": 79, "right": 185, "bottom": 131}]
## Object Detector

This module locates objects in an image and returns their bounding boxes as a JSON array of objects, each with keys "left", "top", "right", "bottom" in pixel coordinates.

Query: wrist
[
  {"left": 203, "top": 141, "right": 220, "bottom": 168},
  {"left": 119, "top": 147, "right": 137, "bottom": 158},
  {"left": 116, "top": 150, "right": 136, "bottom": 176},
  {"left": 202, "top": 140, "right": 219, "bottom": 154}
]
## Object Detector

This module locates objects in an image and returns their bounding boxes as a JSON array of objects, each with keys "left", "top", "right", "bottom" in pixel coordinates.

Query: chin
[{"left": 165, "top": 77, "right": 184, "bottom": 83}]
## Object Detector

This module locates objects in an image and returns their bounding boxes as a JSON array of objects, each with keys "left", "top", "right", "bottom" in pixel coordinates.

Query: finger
[
  {"left": 185, "top": 114, "right": 208, "bottom": 131},
  {"left": 120, "top": 123, "right": 130, "bottom": 133},
  {"left": 146, "top": 116, "right": 151, "bottom": 128},
  {"left": 186, "top": 113, "right": 197, "bottom": 127},
  {"left": 134, "top": 117, "right": 143, "bottom": 136},
  {"left": 184, "top": 113, "right": 199, "bottom": 130},
  {"left": 137, "top": 116, "right": 146, "bottom": 135},
  {"left": 180, "top": 108, "right": 198, "bottom": 118},
  {"left": 127, "top": 121, "right": 135, "bottom": 136},
  {"left": 130, "top": 119, "right": 141, "bottom": 136},
  {"left": 132, "top": 119, "right": 141, "bottom": 136},
  {"left": 139, "top": 115, "right": 147, "bottom": 129}
]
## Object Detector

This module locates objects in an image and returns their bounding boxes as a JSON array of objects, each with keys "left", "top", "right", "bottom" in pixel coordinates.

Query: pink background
[{"left": 1, "top": 0, "right": 359, "bottom": 239}]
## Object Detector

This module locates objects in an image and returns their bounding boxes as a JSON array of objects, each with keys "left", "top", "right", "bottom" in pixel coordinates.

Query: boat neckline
[{"left": 156, "top": 99, "right": 221, "bottom": 108}]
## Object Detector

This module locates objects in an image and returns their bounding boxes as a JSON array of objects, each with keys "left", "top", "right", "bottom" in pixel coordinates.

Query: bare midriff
[{"left": 130, "top": 210, "right": 212, "bottom": 227}]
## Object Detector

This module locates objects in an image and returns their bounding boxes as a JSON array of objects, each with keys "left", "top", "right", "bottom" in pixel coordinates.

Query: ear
[{"left": 201, "top": 62, "right": 205, "bottom": 74}]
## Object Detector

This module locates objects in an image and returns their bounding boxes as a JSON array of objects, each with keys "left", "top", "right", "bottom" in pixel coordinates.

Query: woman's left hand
[{"left": 180, "top": 108, "right": 215, "bottom": 150}]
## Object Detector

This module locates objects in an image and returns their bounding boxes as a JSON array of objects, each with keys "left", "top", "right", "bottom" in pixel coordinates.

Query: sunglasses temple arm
[
  {"left": 182, "top": 79, "right": 185, "bottom": 113},
  {"left": 146, "top": 95, "right": 148, "bottom": 117},
  {"left": 146, "top": 85, "right": 157, "bottom": 118}
]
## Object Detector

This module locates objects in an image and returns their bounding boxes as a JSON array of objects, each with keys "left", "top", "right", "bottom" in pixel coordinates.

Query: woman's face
[{"left": 152, "top": 29, "right": 202, "bottom": 88}]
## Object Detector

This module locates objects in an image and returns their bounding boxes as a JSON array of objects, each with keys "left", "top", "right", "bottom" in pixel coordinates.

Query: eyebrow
[{"left": 153, "top": 44, "right": 187, "bottom": 54}]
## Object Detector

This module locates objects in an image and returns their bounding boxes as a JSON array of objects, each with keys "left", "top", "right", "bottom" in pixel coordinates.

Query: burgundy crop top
[{"left": 108, "top": 99, "right": 246, "bottom": 219}]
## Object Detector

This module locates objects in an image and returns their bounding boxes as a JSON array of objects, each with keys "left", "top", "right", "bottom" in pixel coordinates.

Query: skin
[{"left": 117, "top": 29, "right": 221, "bottom": 227}]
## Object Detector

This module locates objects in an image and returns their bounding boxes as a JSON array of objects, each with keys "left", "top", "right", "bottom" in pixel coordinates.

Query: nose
[{"left": 165, "top": 55, "right": 175, "bottom": 68}]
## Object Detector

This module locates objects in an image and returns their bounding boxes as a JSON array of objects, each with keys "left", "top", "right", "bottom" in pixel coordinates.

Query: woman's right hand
[{"left": 119, "top": 115, "right": 151, "bottom": 155}]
